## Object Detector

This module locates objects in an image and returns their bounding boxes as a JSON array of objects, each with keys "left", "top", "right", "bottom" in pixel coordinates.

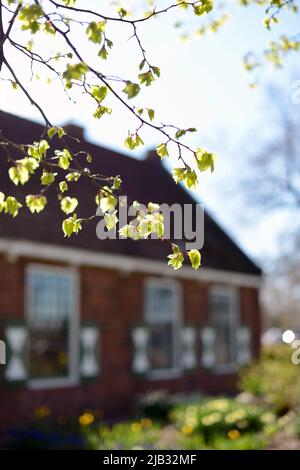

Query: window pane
[
  {"left": 28, "top": 270, "right": 73, "bottom": 379},
  {"left": 214, "top": 324, "right": 231, "bottom": 365},
  {"left": 146, "top": 286, "right": 174, "bottom": 321},
  {"left": 148, "top": 324, "right": 173, "bottom": 370},
  {"left": 210, "top": 290, "right": 236, "bottom": 366}
]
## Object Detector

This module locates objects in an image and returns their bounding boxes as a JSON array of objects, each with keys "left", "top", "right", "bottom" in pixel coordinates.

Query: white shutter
[
  {"left": 4, "top": 322, "right": 28, "bottom": 383},
  {"left": 80, "top": 323, "right": 100, "bottom": 380},
  {"left": 132, "top": 326, "right": 150, "bottom": 374},
  {"left": 181, "top": 326, "right": 197, "bottom": 370},
  {"left": 201, "top": 326, "right": 216, "bottom": 369},
  {"left": 237, "top": 326, "right": 251, "bottom": 365}
]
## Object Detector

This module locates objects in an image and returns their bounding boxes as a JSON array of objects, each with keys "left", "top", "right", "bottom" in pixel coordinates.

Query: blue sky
[{"left": 1, "top": 0, "right": 300, "bottom": 265}]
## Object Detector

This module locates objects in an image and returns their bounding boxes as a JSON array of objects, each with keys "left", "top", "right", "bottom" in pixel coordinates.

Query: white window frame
[
  {"left": 25, "top": 263, "right": 80, "bottom": 390},
  {"left": 144, "top": 278, "right": 182, "bottom": 380},
  {"left": 209, "top": 285, "right": 240, "bottom": 374}
]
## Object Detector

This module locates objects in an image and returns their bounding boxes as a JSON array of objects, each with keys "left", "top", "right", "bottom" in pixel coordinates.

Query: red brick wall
[{"left": 0, "top": 255, "right": 261, "bottom": 429}]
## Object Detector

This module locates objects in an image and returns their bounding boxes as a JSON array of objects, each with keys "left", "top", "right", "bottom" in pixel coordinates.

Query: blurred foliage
[
  {"left": 239, "top": 345, "right": 300, "bottom": 414},
  {"left": 170, "top": 397, "right": 273, "bottom": 445},
  {"left": 84, "top": 420, "right": 162, "bottom": 450}
]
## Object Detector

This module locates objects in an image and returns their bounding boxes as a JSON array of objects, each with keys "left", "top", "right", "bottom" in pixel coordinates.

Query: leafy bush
[
  {"left": 239, "top": 345, "right": 300, "bottom": 414},
  {"left": 170, "top": 397, "right": 274, "bottom": 445},
  {"left": 84, "top": 420, "right": 161, "bottom": 450}
]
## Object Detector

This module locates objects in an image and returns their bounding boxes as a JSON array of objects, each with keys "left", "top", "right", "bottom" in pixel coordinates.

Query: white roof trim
[{"left": 0, "top": 238, "right": 261, "bottom": 288}]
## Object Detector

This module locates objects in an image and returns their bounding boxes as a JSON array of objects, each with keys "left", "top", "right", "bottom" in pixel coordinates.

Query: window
[
  {"left": 145, "top": 279, "right": 181, "bottom": 376},
  {"left": 26, "top": 265, "right": 79, "bottom": 386},
  {"left": 210, "top": 286, "right": 239, "bottom": 368}
]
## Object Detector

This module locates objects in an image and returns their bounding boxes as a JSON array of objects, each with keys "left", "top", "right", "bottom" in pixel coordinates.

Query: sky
[{"left": 1, "top": 0, "right": 300, "bottom": 267}]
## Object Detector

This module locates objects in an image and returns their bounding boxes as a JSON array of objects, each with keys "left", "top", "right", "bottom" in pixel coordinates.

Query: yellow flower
[
  {"left": 79, "top": 412, "right": 95, "bottom": 426},
  {"left": 208, "top": 399, "right": 229, "bottom": 411},
  {"left": 34, "top": 406, "right": 50, "bottom": 419},
  {"left": 228, "top": 429, "right": 241, "bottom": 440},
  {"left": 225, "top": 409, "right": 246, "bottom": 424},
  {"left": 201, "top": 412, "right": 221, "bottom": 426},
  {"left": 181, "top": 425, "right": 194, "bottom": 435},
  {"left": 131, "top": 422, "right": 142, "bottom": 433}
]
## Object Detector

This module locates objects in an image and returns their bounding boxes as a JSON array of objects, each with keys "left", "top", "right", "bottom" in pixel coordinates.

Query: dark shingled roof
[{"left": 0, "top": 110, "right": 261, "bottom": 275}]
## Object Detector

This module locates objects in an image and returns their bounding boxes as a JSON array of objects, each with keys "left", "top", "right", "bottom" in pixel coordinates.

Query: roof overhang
[{"left": 0, "top": 238, "right": 262, "bottom": 288}]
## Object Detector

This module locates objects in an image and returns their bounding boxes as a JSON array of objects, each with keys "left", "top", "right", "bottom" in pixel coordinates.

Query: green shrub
[
  {"left": 170, "top": 397, "right": 273, "bottom": 445},
  {"left": 84, "top": 420, "right": 162, "bottom": 450},
  {"left": 211, "top": 433, "right": 266, "bottom": 450},
  {"left": 239, "top": 345, "right": 300, "bottom": 414}
]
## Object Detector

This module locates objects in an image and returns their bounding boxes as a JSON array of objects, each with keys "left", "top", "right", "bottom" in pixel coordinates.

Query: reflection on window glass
[
  {"left": 27, "top": 269, "right": 74, "bottom": 379},
  {"left": 145, "top": 283, "right": 179, "bottom": 372},
  {"left": 210, "top": 290, "right": 237, "bottom": 366}
]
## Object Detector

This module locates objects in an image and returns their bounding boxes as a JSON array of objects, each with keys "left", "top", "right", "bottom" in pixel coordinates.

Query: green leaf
[
  {"left": 41, "top": 171, "right": 57, "bottom": 185},
  {"left": 57, "top": 127, "right": 66, "bottom": 138},
  {"left": 0, "top": 192, "right": 5, "bottom": 211},
  {"left": 152, "top": 66, "right": 161, "bottom": 77},
  {"left": 193, "top": 1, "right": 213, "bottom": 16},
  {"left": 124, "top": 134, "right": 144, "bottom": 150},
  {"left": 138, "top": 70, "right": 155, "bottom": 87},
  {"left": 93, "top": 105, "right": 112, "bottom": 119},
  {"left": 47, "top": 127, "right": 57, "bottom": 139},
  {"left": 18, "top": 4, "right": 43, "bottom": 33},
  {"left": 118, "top": 7, "right": 127, "bottom": 18},
  {"left": 185, "top": 169, "right": 198, "bottom": 189},
  {"left": 139, "top": 59, "right": 146, "bottom": 70},
  {"left": 172, "top": 167, "right": 198, "bottom": 189},
  {"left": 104, "top": 211, "right": 118, "bottom": 230},
  {"left": 122, "top": 81, "right": 141, "bottom": 99},
  {"left": 63, "top": 62, "right": 88, "bottom": 88},
  {"left": 26, "top": 195, "right": 47, "bottom": 213},
  {"left": 98, "top": 45, "right": 108, "bottom": 60},
  {"left": 59, "top": 181, "right": 68, "bottom": 193},
  {"left": 112, "top": 175, "right": 122, "bottom": 190},
  {"left": 61, "top": 196, "right": 78, "bottom": 214},
  {"left": 98, "top": 194, "right": 117, "bottom": 214},
  {"left": 86, "top": 21, "right": 105, "bottom": 44},
  {"left": 27, "top": 140, "right": 49, "bottom": 161},
  {"left": 148, "top": 108, "right": 155, "bottom": 121},
  {"left": 9, "top": 157, "right": 39, "bottom": 186},
  {"left": 168, "top": 244, "right": 184, "bottom": 270},
  {"left": 188, "top": 249, "right": 201, "bottom": 270},
  {"left": 4, "top": 196, "right": 22, "bottom": 217},
  {"left": 172, "top": 167, "right": 186, "bottom": 184},
  {"left": 156, "top": 143, "right": 169, "bottom": 159},
  {"left": 62, "top": 214, "right": 82, "bottom": 237},
  {"left": 195, "top": 148, "right": 216, "bottom": 172},
  {"left": 91, "top": 85, "right": 107, "bottom": 103},
  {"left": 9, "top": 165, "right": 27, "bottom": 186},
  {"left": 55, "top": 148, "right": 72, "bottom": 170},
  {"left": 66, "top": 171, "right": 81, "bottom": 182}
]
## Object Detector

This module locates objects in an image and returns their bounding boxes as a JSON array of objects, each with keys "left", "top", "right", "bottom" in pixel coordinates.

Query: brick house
[{"left": 0, "top": 111, "right": 261, "bottom": 429}]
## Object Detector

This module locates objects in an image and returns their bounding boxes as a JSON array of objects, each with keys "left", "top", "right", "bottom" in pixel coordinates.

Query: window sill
[
  {"left": 147, "top": 368, "right": 183, "bottom": 381},
  {"left": 27, "top": 376, "right": 79, "bottom": 390}
]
